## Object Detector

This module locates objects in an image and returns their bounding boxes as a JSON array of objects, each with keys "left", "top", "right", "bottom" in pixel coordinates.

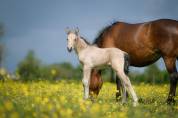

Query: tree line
[{"left": 13, "top": 50, "right": 169, "bottom": 84}]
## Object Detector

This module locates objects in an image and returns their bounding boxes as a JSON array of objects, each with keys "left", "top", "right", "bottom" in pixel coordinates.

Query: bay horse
[
  {"left": 65, "top": 28, "right": 138, "bottom": 106},
  {"left": 91, "top": 19, "right": 178, "bottom": 104}
]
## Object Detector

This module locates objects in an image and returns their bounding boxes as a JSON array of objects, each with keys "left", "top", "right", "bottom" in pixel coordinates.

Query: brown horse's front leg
[
  {"left": 167, "top": 72, "right": 178, "bottom": 104},
  {"left": 163, "top": 57, "right": 178, "bottom": 104}
]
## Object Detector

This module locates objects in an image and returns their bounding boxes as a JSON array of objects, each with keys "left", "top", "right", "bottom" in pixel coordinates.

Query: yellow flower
[
  {"left": 90, "top": 103, "right": 100, "bottom": 113},
  {"left": 35, "top": 96, "right": 41, "bottom": 103},
  {"left": 47, "top": 103, "right": 53, "bottom": 111},
  {"left": 10, "top": 112, "right": 19, "bottom": 118},
  {"left": 66, "top": 108, "right": 73, "bottom": 116},
  {"left": 80, "top": 104, "right": 87, "bottom": 112},
  {"left": 118, "top": 112, "right": 127, "bottom": 118},
  {"left": 7, "top": 74, "right": 11, "bottom": 79},
  {"left": 22, "top": 86, "right": 29, "bottom": 96},
  {"left": 4, "top": 101, "right": 13, "bottom": 111},
  {"left": 32, "top": 112, "right": 37, "bottom": 117},
  {"left": 51, "top": 69, "right": 57, "bottom": 76},
  {"left": 60, "top": 108, "right": 73, "bottom": 118},
  {"left": 0, "top": 68, "right": 6, "bottom": 75},
  {"left": 43, "top": 97, "right": 49, "bottom": 104},
  {"left": 59, "top": 96, "right": 66, "bottom": 103}
]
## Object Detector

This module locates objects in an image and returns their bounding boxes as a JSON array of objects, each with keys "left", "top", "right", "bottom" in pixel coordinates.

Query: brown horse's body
[{"left": 91, "top": 19, "right": 178, "bottom": 103}]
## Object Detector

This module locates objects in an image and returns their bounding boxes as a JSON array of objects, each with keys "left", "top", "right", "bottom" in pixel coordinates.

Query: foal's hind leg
[
  {"left": 163, "top": 57, "right": 178, "bottom": 104},
  {"left": 120, "top": 79, "right": 127, "bottom": 104},
  {"left": 112, "top": 64, "right": 138, "bottom": 106},
  {"left": 116, "top": 70, "right": 138, "bottom": 106}
]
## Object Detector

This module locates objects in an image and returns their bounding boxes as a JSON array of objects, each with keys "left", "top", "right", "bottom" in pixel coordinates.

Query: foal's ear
[
  {"left": 75, "top": 27, "right": 79, "bottom": 34},
  {"left": 65, "top": 27, "right": 70, "bottom": 34}
]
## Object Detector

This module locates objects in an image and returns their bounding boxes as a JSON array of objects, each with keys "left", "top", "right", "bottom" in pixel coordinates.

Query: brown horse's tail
[{"left": 124, "top": 53, "right": 130, "bottom": 74}]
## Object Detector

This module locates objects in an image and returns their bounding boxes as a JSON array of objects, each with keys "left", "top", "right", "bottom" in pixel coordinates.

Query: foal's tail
[{"left": 124, "top": 53, "right": 130, "bottom": 74}]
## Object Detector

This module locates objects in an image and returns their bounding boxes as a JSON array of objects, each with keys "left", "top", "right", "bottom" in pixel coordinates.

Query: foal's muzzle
[{"left": 67, "top": 47, "right": 72, "bottom": 52}]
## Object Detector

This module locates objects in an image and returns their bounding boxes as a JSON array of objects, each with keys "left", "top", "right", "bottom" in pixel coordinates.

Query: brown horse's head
[{"left": 89, "top": 69, "right": 103, "bottom": 98}]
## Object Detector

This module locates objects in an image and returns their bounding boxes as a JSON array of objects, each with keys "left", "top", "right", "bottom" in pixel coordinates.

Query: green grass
[{"left": 0, "top": 80, "right": 178, "bottom": 118}]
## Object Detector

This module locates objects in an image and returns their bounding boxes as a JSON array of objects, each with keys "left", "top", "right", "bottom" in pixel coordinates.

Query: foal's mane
[
  {"left": 93, "top": 22, "right": 119, "bottom": 45},
  {"left": 80, "top": 36, "right": 91, "bottom": 45}
]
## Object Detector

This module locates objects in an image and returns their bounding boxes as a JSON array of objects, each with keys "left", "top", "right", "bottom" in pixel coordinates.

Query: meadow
[{"left": 0, "top": 79, "right": 178, "bottom": 118}]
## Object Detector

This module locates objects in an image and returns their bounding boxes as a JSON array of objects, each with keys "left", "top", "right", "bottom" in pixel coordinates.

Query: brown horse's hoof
[
  {"left": 116, "top": 91, "right": 129, "bottom": 102},
  {"left": 166, "top": 98, "right": 176, "bottom": 105},
  {"left": 116, "top": 92, "right": 122, "bottom": 102}
]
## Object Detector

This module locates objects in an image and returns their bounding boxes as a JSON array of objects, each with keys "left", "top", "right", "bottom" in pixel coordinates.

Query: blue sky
[{"left": 0, "top": 0, "right": 178, "bottom": 72}]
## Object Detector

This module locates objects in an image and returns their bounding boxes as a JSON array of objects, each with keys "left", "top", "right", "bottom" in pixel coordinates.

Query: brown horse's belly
[
  {"left": 101, "top": 44, "right": 161, "bottom": 67},
  {"left": 121, "top": 44, "right": 161, "bottom": 67},
  {"left": 129, "top": 52, "right": 161, "bottom": 67}
]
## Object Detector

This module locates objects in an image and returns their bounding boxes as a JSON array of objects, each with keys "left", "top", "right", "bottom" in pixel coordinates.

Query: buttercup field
[
  {"left": 0, "top": 0, "right": 178, "bottom": 118},
  {"left": 0, "top": 79, "right": 178, "bottom": 118}
]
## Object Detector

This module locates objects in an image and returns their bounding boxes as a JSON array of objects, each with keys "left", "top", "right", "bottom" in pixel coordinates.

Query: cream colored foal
[{"left": 66, "top": 28, "right": 138, "bottom": 106}]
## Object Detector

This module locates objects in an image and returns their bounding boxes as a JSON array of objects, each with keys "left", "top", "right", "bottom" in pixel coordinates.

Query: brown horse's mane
[
  {"left": 93, "top": 19, "right": 178, "bottom": 45},
  {"left": 93, "top": 22, "right": 119, "bottom": 45}
]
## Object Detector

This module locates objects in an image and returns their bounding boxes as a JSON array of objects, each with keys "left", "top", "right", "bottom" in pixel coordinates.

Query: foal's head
[{"left": 65, "top": 28, "right": 79, "bottom": 52}]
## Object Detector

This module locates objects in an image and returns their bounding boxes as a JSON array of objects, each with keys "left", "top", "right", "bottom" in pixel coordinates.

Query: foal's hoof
[
  {"left": 121, "top": 101, "right": 127, "bottom": 106},
  {"left": 83, "top": 96, "right": 89, "bottom": 100},
  {"left": 133, "top": 102, "right": 139, "bottom": 107},
  {"left": 89, "top": 96, "right": 97, "bottom": 102},
  {"left": 166, "top": 98, "right": 176, "bottom": 105},
  {"left": 116, "top": 92, "right": 121, "bottom": 102}
]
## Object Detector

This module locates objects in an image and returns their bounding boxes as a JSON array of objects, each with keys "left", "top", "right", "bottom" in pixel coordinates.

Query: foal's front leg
[{"left": 82, "top": 66, "right": 91, "bottom": 99}]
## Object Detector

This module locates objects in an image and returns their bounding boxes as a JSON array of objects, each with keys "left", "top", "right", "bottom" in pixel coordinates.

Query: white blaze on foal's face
[{"left": 67, "top": 32, "right": 77, "bottom": 52}]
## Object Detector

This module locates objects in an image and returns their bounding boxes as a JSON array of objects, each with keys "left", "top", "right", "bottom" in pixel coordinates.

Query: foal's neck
[{"left": 74, "top": 36, "right": 89, "bottom": 54}]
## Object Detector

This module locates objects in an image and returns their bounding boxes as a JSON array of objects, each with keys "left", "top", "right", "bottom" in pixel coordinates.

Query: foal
[{"left": 65, "top": 28, "right": 138, "bottom": 106}]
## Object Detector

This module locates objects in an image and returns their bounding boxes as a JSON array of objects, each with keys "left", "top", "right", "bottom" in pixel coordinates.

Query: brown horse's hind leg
[
  {"left": 110, "top": 69, "right": 122, "bottom": 101},
  {"left": 116, "top": 76, "right": 122, "bottom": 101},
  {"left": 163, "top": 57, "right": 178, "bottom": 104},
  {"left": 116, "top": 76, "right": 129, "bottom": 101},
  {"left": 116, "top": 74, "right": 129, "bottom": 101}
]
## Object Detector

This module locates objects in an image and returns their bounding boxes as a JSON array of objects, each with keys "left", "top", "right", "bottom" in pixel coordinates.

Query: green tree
[
  {"left": 16, "top": 50, "right": 42, "bottom": 80},
  {"left": 144, "top": 64, "right": 160, "bottom": 84},
  {"left": 144, "top": 63, "right": 169, "bottom": 84},
  {"left": 129, "top": 63, "right": 169, "bottom": 84},
  {"left": 49, "top": 62, "right": 78, "bottom": 79}
]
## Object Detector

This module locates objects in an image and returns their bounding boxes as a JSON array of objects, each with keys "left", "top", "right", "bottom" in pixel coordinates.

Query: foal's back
[{"left": 79, "top": 46, "right": 125, "bottom": 67}]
